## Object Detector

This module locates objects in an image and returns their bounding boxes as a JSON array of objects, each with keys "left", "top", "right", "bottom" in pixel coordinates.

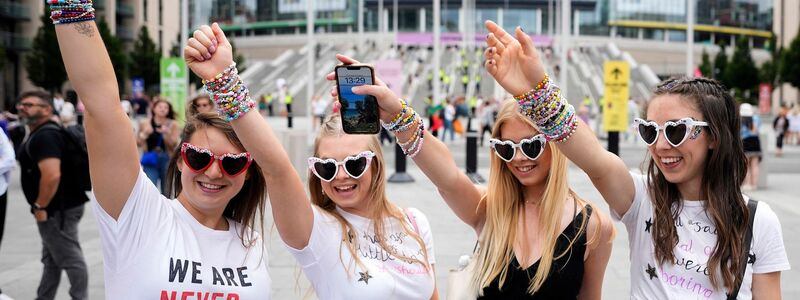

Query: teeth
[
  {"left": 661, "top": 157, "right": 682, "bottom": 164},
  {"left": 516, "top": 166, "right": 533, "bottom": 172},
  {"left": 335, "top": 185, "right": 355, "bottom": 192},
  {"left": 199, "top": 182, "right": 223, "bottom": 189}
]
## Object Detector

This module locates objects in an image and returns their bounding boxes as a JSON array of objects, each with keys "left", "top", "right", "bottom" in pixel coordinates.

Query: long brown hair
[
  {"left": 164, "top": 112, "right": 268, "bottom": 248},
  {"left": 308, "top": 113, "right": 431, "bottom": 275},
  {"left": 646, "top": 77, "right": 748, "bottom": 290},
  {"left": 473, "top": 100, "right": 602, "bottom": 294}
]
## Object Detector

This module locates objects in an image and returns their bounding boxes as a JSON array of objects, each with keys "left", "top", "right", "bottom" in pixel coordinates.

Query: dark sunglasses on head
[
  {"left": 180, "top": 142, "right": 253, "bottom": 177},
  {"left": 489, "top": 135, "right": 547, "bottom": 162},
  {"left": 634, "top": 117, "right": 709, "bottom": 147},
  {"left": 307, "top": 151, "right": 375, "bottom": 182}
]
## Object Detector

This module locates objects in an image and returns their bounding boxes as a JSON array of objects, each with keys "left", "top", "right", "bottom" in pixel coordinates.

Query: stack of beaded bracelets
[
  {"left": 50, "top": 0, "right": 96, "bottom": 25},
  {"left": 381, "top": 100, "right": 425, "bottom": 157},
  {"left": 202, "top": 63, "right": 256, "bottom": 122},
  {"left": 514, "top": 74, "right": 578, "bottom": 143}
]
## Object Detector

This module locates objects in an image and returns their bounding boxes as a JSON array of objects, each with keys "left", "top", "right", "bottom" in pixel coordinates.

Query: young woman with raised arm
[{"left": 482, "top": 20, "right": 789, "bottom": 299}]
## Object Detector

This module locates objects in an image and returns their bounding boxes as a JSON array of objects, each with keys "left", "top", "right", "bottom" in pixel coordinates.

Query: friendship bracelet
[
  {"left": 202, "top": 64, "right": 255, "bottom": 122},
  {"left": 404, "top": 121, "right": 426, "bottom": 157},
  {"left": 513, "top": 74, "right": 550, "bottom": 101},
  {"left": 515, "top": 76, "right": 578, "bottom": 144},
  {"left": 50, "top": 1, "right": 95, "bottom": 25},
  {"left": 397, "top": 118, "right": 422, "bottom": 148},
  {"left": 381, "top": 100, "right": 409, "bottom": 131}
]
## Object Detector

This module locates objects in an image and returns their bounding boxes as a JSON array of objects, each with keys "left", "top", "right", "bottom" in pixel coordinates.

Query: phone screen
[{"left": 336, "top": 66, "right": 380, "bottom": 134}]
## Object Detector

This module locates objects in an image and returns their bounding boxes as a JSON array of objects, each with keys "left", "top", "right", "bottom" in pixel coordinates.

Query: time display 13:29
[{"left": 342, "top": 76, "right": 367, "bottom": 85}]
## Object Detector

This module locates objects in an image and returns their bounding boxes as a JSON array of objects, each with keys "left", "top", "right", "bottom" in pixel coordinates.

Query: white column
[
  {"left": 307, "top": 0, "right": 315, "bottom": 134},
  {"left": 358, "top": 0, "right": 364, "bottom": 42},
  {"left": 393, "top": 0, "right": 398, "bottom": 34},
  {"left": 535, "top": 9, "right": 542, "bottom": 34},
  {"left": 434, "top": 0, "right": 441, "bottom": 105},
  {"left": 420, "top": 8, "right": 426, "bottom": 32},
  {"left": 559, "top": 0, "right": 570, "bottom": 95},
  {"left": 378, "top": 0, "right": 384, "bottom": 33},
  {"left": 573, "top": 10, "right": 579, "bottom": 36},
  {"left": 497, "top": 8, "right": 503, "bottom": 29},
  {"left": 686, "top": 0, "right": 695, "bottom": 77}
]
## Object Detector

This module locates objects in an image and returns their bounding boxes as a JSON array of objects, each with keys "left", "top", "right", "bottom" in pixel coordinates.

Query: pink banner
[
  {"left": 758, "top": 83, "right": 771, "bottom": 114},
  {"left": 396, "top": 32, "right": 553, "bottom": 47},
  {"left": 374, "top": 59, "right": 404, "bottom": 96}
]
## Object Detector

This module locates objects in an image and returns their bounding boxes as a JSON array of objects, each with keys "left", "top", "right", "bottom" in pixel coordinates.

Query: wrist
[{"left": 30, "top": 202, "right": 47, "bottom": 214}]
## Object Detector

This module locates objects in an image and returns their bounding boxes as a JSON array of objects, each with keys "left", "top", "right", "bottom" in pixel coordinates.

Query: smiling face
[
  {"left": 153, "top": 100, "right": 171, "bottom": 118},
  {"left": 314, "top": 134, "right": 376, "bottom": 216},
  {"left": 497, "top": 117, "right": 552, "bottom": 190},
  {"left": 645, "top": 94, "right": 712, "bottom": 190},
  {"left": 177, "top": 127, "right": 249, "bottom": 215}
]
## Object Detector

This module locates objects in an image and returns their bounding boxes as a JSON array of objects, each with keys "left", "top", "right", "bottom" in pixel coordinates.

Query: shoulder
[
  {"left": 582, "top": 201, "right": 615, "bottom": 250},
  {"left": 750, "top": 200, "right": 782, "bottom": 233}
]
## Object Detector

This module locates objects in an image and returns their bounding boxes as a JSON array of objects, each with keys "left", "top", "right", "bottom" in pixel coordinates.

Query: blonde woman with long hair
[
  {"left": 185, "top": 28, "right": 438, "bottom": 299},
  {"left": 339, "top": 62, "right": 615, "bottom": 298}
]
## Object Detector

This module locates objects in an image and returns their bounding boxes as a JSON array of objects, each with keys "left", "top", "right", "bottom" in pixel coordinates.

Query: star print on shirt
[
  {"left": 645, "top": 218, "right": 653, "bottom": 233},
  {"left": 358, "top": 271, "right": 373, "bottom": 285},
  {"left": 646, "top": 264, "right": 658, "bottom": 280},
  {"left": 748, "top": 253, "right": 756, "bottom": 264}
]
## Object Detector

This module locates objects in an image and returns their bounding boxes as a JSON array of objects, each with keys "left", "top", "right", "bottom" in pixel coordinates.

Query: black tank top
[
  {"left": 478, "top": 205, "right": 593, "bottom": 300},
  {"left": 145, "top": 118, "right": 165, "bottom": 152}
]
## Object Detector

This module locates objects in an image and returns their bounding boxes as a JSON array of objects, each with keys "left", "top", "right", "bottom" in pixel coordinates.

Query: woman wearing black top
[{"left": 137, "top": 98, "right": 180, "bottom": 192}]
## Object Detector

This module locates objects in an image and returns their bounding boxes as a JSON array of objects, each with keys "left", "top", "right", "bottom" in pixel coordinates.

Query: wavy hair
[
  {"left": 646, "top": 77, "right": 748, "bottom": 290},
  {"left": 472, "top": 100, "right": 599, "bottom": 295},
  {"left": 308, "top": 113, "right": 431, "bottom": 275}
]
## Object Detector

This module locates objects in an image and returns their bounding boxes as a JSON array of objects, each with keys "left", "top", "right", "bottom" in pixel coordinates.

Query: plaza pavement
[{"left": 0, "top": 116, "right": 797, "bottom": 299}]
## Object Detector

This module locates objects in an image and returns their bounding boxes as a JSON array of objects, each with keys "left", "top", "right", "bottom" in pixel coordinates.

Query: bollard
[
  {"left": 388, "top": 143, "right": 414, "bottom": 183},
  {"left": 465, "top": 130, "right": 484, "bottom": 183},
  {"left": 286, "top": 103, "right": 293, "bottom": 128},
  {"left": 607, "top": 131, "right": 619, "bottom": 156},
  {"left": 287, "top": 130, "right": 308, "bottom": 174}
]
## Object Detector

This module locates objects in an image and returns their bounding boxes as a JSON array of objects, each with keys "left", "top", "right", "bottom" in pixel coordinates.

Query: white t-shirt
[
  {"left": 286, "top": 206, "right": 436, "bottom": 300},
  {"left": 615, "top": 173, "right": 790, "bottom": 300},
  {"left": 92, "top": 169, "right": 271, "bottom": 299}
]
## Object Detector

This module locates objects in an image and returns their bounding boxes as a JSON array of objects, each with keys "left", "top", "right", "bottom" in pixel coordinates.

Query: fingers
[
  {"left": 326, "top": 71, "right": 336, "bottom": 81},
  {"left": 336, "top": 54, "right": 361, "bottom": 65},
  {"left": 211, "top": 22, "right": 231, "bottom": 47},
  {"left": 484, "top": 20, "right": 515, "bottom": 46},
  {"left": 486, "top": 33, "right": 505, "bottom": 56},
  {"left": 515, "top": 26, "right": 537, "bottom": 57},
  {"left": 198, "top": 25, "right": 218, "bottom": 54},
  {"left": 351, "top": 84, "right": 392, "bottom": 101},
  {"left": 485, "top": 59, "right": 498, "bottom": 76},
  {"left": 184, "top": 43, "right": 205, "bottom": 62},
  {"left": 193, "top": 29, "right": 215, "bottom": 55},
  {"left": 187, "top": 38, "right": 210, "bottom": 60}
]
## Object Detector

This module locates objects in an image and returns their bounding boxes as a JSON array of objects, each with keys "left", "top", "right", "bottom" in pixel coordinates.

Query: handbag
[
  {"left": 140, "top": 134, "right": 163, "bottom": 167},
  {"left": 446, "top": 241, "right": 479, "bottom": 300}
]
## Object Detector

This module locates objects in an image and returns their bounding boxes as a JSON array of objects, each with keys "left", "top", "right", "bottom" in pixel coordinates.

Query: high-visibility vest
[
  {"left": 284, "top": 95, "right": 293, "bottom": 104},
  {"left": 469, "top": 96, "right": 478, "bottom": 108},
  {"left": 462, "top": 75, "right": 469, "bottom": 84}
]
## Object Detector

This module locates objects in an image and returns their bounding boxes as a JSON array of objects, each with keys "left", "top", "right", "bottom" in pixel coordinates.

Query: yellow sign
[{"left": 602, "top": 61, "right": 630, "bottom": 132}]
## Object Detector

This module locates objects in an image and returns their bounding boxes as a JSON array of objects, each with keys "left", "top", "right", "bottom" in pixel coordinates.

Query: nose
[
  {"left": 334, "top": 164, "right": 349, "bottom": 180},
  {"left": 512, "top": 147, "right": 527, "bottom": 162},
  {"left": 653, "top": 130, "right": 672, "bottom": 150},
  {"left": 203, "top": 159, "right": 225, "bottom": 179}
]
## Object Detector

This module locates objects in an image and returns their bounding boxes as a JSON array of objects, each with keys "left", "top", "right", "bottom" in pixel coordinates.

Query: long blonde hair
[
  {"left": 307, "top": 113, "right": 431, "bottom": 275},
  {"left": 472, "top": 100, "right": 595, "bottom": 294}
]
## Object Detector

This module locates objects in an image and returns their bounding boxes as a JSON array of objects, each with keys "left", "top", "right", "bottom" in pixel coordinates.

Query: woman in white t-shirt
[
  {"left": 483, "top": 22, "right": 790, "bottom": 299},
  {"left": 55, "top": 18, "right": 273, "bottom": 299},
  {"left": 185, "top": 27, "right": 438, "bottom": 299}
]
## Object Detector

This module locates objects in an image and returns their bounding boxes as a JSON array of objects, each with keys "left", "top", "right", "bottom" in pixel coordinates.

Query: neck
[
  {"left": 154, "top": 115, "right": 168, "bottom": 123},
  {"left": 677, "top": 177, "right": 705, "bottom": 201},
  {"left": 522, "top": 183, "right": 546, "bottom": 205},
  {"left": 30, "top": 117, "right": 51, "bottom": 130},
  {"left": 177, "top": 193, "right": 229, "bottom": 230}
]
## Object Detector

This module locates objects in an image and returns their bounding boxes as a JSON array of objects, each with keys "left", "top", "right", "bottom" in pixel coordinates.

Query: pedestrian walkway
[{"left": 0, "top": 118, "right": 797, "bottom": 299}]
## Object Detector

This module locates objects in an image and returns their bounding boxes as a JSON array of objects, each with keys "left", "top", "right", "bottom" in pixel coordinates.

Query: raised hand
[
  {"left": 483, "top": 20, "right": 546, "bottom": 96},
  {"left": 325, "top": 54, "right": 404, "bottom": 123},
  {"left": 184, "top": 23, "right": 234, "bottom": 81}
]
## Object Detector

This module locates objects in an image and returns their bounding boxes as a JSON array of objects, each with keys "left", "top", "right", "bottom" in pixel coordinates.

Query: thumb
[
  {"left": 211, "top": 23, "right": 231, "bottom": 47},
  {"left": 515, "top": 26, "right": 536, "bottom": 56},
  {"left": 350, "top": 85, "right": 391, "bottom": 99}
]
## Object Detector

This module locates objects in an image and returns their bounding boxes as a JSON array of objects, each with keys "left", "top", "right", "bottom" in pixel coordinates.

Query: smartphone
[{"left": 335, "top": 65, "right": 380, "bottom": 134}]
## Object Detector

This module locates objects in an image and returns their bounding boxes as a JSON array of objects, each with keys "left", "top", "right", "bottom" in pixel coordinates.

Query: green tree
[
  {"left": 129, "top": 26, "right": 161, "bottom": 92},
  {"left": 759, "top": 34, "right": 781, "bottom": 88},
  {"left": 25, "top": 7, "right": 67, "bottom": 93},
  {"left": 781, "top": 26, "right": 800, "bottom": 90},
  {"left": 699, "top": 48, "right": 712, "bottom": 77},
  {"left": 724, "top": 37, "right": 759, "bottom": 101},
  {"left": 97, "top": 19, "right": 128, "bottom": 93},
  {"left": 713, "top": 43, "right": 728, "bottom": 85}
]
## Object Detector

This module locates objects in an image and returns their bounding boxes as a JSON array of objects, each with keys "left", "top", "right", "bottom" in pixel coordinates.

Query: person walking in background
[
  {"left": 187, "top": 94, "right": 214, "bottom": 117},
  {"left": 311, "top": 95, "right": 329, "bottom": 130},
  {"left": 442, "top": 98, "right": 456, "bottom": 143},
  {"left": 137, "top": 99, "right": 180, "bottom": 193},
  {"left": 477, "top": 97, "right": 497, "bottom": 145},
  {"left": 773, "top": 106, "right": 789, "bottom": 157},
  {"left": 0, "top": 128, "right": 15, "bottom": 300},
  {"left": 787, "top": 106, "right": 800, "bottom": 145},
  {"left": 740, "top": 103, "right": 762, "bottom": 191},
  {"left": 15, "top": 91, "right": 89, "bottom": 300}
]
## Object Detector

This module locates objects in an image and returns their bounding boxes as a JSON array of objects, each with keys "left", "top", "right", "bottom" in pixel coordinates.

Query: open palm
[{"left": 483, "top": 20, "right": 547, "bottom": 96}]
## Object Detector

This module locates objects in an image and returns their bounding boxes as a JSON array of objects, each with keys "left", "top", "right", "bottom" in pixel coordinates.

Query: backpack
[{"left": 25, "top": 122, "right": 91, "bottom": 193}]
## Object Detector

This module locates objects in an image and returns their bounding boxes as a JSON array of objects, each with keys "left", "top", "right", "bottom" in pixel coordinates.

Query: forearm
[
  {"left": 35, "top": 175, "right": 61, "bottom": 207},
  {"left": 55, "top": 22, "right": 120, "bottom": 117}
]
